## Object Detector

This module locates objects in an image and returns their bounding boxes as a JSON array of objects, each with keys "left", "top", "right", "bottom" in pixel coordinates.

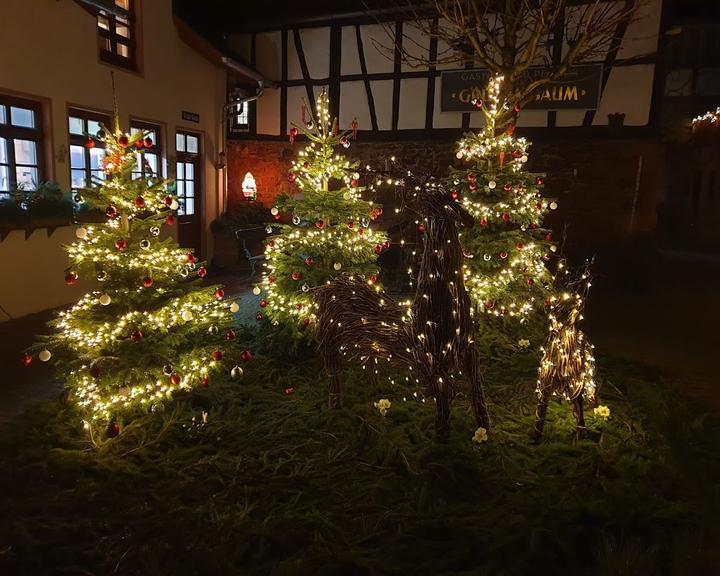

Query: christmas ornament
[
  {"left": 225, "top": 330, "right": 236, "bottom": 341},
  {"left": 500, "top": 251, "right": 508, "bottom": 259},
  {"left": 270, "top": 207, "right": 279, "bottom": 216},
  {"left": 115, "top": 239, "right": 127, "bottom": 251},
  {"left": 170, "top": 199, "right": 179, "bottom": 211},
  {"left": 130, "top": 330, "right": 144, "bottom": 342},
  {"left": 135, "top": 139, "right": 144, "bottom": 149},
  {"left": 304, "top": 256, "right": 314, "bottom": 266},
  {"left": 240, "top": 350, "right": 252, "bottom": 362},
  {"left": 181, "top": 310, "right": 193, "bottom": 321},
  {"left": 197, "top": 267, "right": 207, "bottom": 278},
  {"left": 230, "top": 302, "right": 240, "bottom": 313},
  {"left": 143, "top": 136, "right": 153, "bottom": 148},
  {"left": 134, "top": 196, "right": 145, "bottom": 208},
  {"left": 97, "top": 270, "right": 107, "bottom": 281},
  {"left": 291, "top": 272, "right": 301, "bottom": 281},
  {"left": 231, "top": 365, "right": 243, "bottom": 380},
  {"left": 213, "top": 288, "right": 225, "bottom": 299},
  {"left": 535, "top": 176, "right": 544, "bottom": 185},
  {"left": 140, "top": 239, "right": 150, "bottom": 250},
  {"left": 265, "top": 225, "right": 273, "bottom": 234},
  {"left": 288, "top": 172, "right": 297, "bottom": 183},
  {"left": 85, "top": 138, "right": 95, "bottom": 149},
  {"left": 164, "top": 195, "right": 173, "bottom": 207},
  {"left": 483, "top": 253, "right": 492, "bottom": 261},
  {"left": 527, "top": 277, "right": 535, "bottom": 285},
  {"left": 22, "top": 353, "right": 32, "bottom": 366},
  {"left": 315, "top": 219, "right": 324, "bottom": 229},
  {"left": 252, "top": 286, "right": 261, "bottom": 296},
  {"left": 150, "top": 226, "right": 160, "bottom": 236},
  {"left": 106, "top": 422, "right": 120, "bottom": 438},
  {"left": 284, "top": 387, "right": 295, "bottom": 395},
  {"left": 302, "top": 283, "right": 309, "bottom": 292},
  {"left": 208, "top": 325, "right": 219, "bottom": 335},
  {"left": 211, "top": 350, "right": 223, "bottom": 361},
  {"left": 292, "top": 215, "right": 301, "bottom": 225},
  {"left": 340, "top": 136, "right": 350, "bottom": 148},
  {"left": 484, "top": 300, "right": 495, "bottom": 310},
  {"left": 142, "top": 276, "right": 154, "bottom": 288},
  {"left": 501, "top": 213, "right": 510, "bottom": 222},
  {"left": 503, "top": 183, "right": 512, "bottom": 192},
  {"left": 74, "top": 193, "right": 85, "bottom": 204},
  {"left": 289, "top": 126, "right": 298, "bottom": 144},
  {"left": 170, "top": 373, "right": 182, "bottom": 385},
  {"left": 165, "top": 214, "right": 175, "bottom": 226},
  {"left": 373, "top": 244, "right": 383, "bottom": 255},
  {"left": 480, "top": 218, "right": 488, "bottom": 227},
  {"left": 99, "top": 294, "right": 111, "bottom": 306},
  {"left": 255, "top": 312, "right": 264, "bottom": 321},
  {"left": 65, "top": 272, "right": 78, "bottom": 285},
  {"left": 550, "top": 201, "right": 558, "bottom": 210},
  {"left": 118, "top": 135, "right": 129, "bottom": 147},
  {"left": 106, "top": 205, "right": 118, "bottom": 219},
  {"left": 418, "top": 223, "right": 426, "bottom": 233},
  {"left": 369, "top": 274, "right": 378, "bottom": 283},
  {"left": 200, "top": 376, "right": 209, "bottom": 388},
  {"left": 488, "top": 180, "right": 497, "bottom": 189},
  {"left": 75, "top": 227, "right": 88, "bottom": 239},
  {"left": 333, "top": 262, "right": 342, "bottom": 271},
  {"left": 259, "top": 299, "right": 268, "bottom": 308}
]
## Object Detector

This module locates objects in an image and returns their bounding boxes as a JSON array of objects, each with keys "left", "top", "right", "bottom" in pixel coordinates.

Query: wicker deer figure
[
  {"left": 534, "top": 259, "right": 597, "bottom": 442},
  {"left": 315, "top": 174, "right": 490, "bottom": 440}
]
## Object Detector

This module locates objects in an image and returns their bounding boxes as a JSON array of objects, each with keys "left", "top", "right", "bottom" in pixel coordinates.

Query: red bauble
[
  {"left": 350, "top": 178, "right": 359, "bottom": 187},
  {"left": 90, "top": 365, "right": 101, "bottom": 378},
  {"left": 373, "top": 244, "right": 383, "bottom": 255},
  {"left": 268, "top": 276, "right": 276, "bottom": 284},
  {"left": 503, "top": 183, "right": 512, "bottom": 192},
  {"left": 304, "top": 256, "right": 314, "bottom": 266},
  {"left": 451, "top": 190, "right": 459, "bottom": 200},
  {"left": 212, "top": 350, "right": 223, "bottom": 361},
  {"left": 130, "top": 330, "right": 144, "bottom": 342},
  {"left": 512, "top": 149, "right": 523, "bottom": 158},
  {"left": 106, "top": 205, "right": 118, "bottom": 219},
  {"left": 107, "top": 422, "right": 120, "bottom": 438},
  {"left": 186, "top": 252, "right": 196, "bottom": 264},
  {"left": 474, "top": 99, "right": 483, "bottom": 109},
  {"left": 225, "top": 330, "right": 236, "bottom": 341},
  {"left": 164, "top": 195, "right": 173, "bottom": 207},
  {"left": 288, "top": 172, "right": 297, "bottom": 183},
  {"left": 170, "top": 373, "right": 182, "bottom": 385},
  {"left": 357, "top": 228, "right": 364, "bottom": 236},
  {"left": 22, "top": 353, "right": 32, "bottom": 367},
  {"left": 214, "top": 288, "right": 225, "bottom": 299},
  {"left": 115, "top": 239, "right": 127, "bottom": 251},
  {"left": 259, "top": 299, "right": 268, "bottom": 308},
  {"left": 135, "top": 139, "right": 144, "bottom": 149},
  {"left": 418, "top": 223, "right": 426, "bottom": 233},
  {"left": 142, "top": 276, "right": 154, "bottom": 288},
  {"left": 266, "top": 240, "right": 275, "bottom": 249},
  {"left": 480, "top": 218, "right": 488, "bottom": 227},
  {"left": 501, "top": 213, "right": 510, "bottom": 222},
  {"left": 500, "top": 251, "right": 508, "bottom": 259},
  {"left": 200, "top": 376, "right": 209, "bottom": 388},
  {"left": 383, "top": 240, "right": 390, "bottom": 249},
  {"left": 255, "top": 312, "right": 264, "bottom": 321},
  {"left": 516, "top": 242, "right": 524, "bottom": 250},
  {"left": 197, "top": 267, "right": 207, "bottom": 278},
  {"left": 65, "top": 272, "right": 78, "bottom": 285},
  {"left": 274, "top": 213, "right": 281, "bottom": 221},
  {"left": 295, "top": 303, "right": 304, "bottom": 310},
  {"left": 289, "top": 127, "right": 298, "bottom": 144},
  {"left": 530, "top": 223, "right": 538, "bottom": 229},
  {"left": 469, "top": 182, "right": 477, "bottom": 191},
  {"left": 347, "top": 221, "right": 354, "bottom": 229},
  {"left": 291, "top": 272, "right": 301, "bottom": 281},
  {"left": 527, "top": 278, "right": 535, "bottom": 285},
  {"left": 85, "top": 138, "right": 95, "bottom": 149},
  {"left": 240, "top": 350, "right": 252, "bottom": 362},
  {"left": 143, "top": 137, "right": 153, "bottom": 148},
  {"left": 507, "top": 124, "right": 516, "bottom": 136},
  {"left": 514, "top": 104, "right": 521, "bottom": 113},
  {"left": 545, "top": 232, "right": 553, "bottom": 241},
  {"left": 544, "top": 299, "right": 552, "bottom": 308},
  {"left": 118, "top": 135, "right": 129, "bottom": 147},
  {"left": 303, "top": 317, "right": 311, "bottom": 326},
  {"left": 466, "top": 173, "right": 476, "bottom": 182},
  {"left": 462, "top": 249, "right": 472, "bottom": 258},
  {"left": 315, "top": 219, "right": 325, "bottom": 229},
  {"left": 535, "top": 176, "right": 544, "bottom": 185},
  {"left": 284, "top": 387, "right": 295, "bottom": 395},
  {"left": 165, "top": 214, "right": 175, "bottom": 226},
  {"left": 369, "top": 274, "right": 378, "bottom": 283},
  {"left": 303, "top": 161, "right": 310, "bottom": 169},
  {"left": 134, "top": 196, "right": 146, "bottom": 209},
  {"left": 484, "top": 300, "right": 495, "bottom": 310}
]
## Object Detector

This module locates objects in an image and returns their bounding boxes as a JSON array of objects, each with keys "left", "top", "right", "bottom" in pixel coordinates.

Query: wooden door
[{"left": 175, "top": 131, "right": 202, "bottom": 255}]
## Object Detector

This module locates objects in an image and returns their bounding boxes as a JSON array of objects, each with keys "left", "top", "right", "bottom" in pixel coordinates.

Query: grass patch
[{"left": 1, "top": 329, "right": 719, "bottom": 575}]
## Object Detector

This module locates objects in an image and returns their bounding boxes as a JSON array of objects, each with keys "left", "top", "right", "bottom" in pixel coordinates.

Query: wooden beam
[
  {"left": 425, "top": 18, "right": 439, "bottom": 130},
  {"left": 281, "top": 29, "right": 288, "bottom": 135},
  {"left": 329, "top": 25, "right": 342, "bottom": 121},
  {"left": 356, "top": 24, "right": 379, "bottom": 131},
  {"left": 391, "top": 21, "right": 402, "bottom": 131},
  {"left": 293, "top": 28, "right": 317, "bottom": 118}
]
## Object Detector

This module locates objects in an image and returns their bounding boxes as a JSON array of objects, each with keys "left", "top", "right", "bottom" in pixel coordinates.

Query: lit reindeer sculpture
[
  {"left": 314, "top": 173, "right": 491, "bottom": 440},
  {"left": 534, "top": 258, "right": 597, "bottom": 442}
]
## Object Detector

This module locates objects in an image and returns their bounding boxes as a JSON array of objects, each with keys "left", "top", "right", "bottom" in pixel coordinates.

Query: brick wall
[{"left": 226, "top": 136, "right": 664, "bottom": 258}]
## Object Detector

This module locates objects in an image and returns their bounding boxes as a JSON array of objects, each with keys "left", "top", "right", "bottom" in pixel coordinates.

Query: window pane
[
  {"left": 185, "top": 198, "right": 195, "bottom": 215},
  {"left": 0, "top": 106, "right": 6, "bottom": 124},
  {"left": 0, "top": 137, "right": 6, "bottom": 164},
  {"left": 176, "top": 181, "right": 184, "bottom": 197},
  {"left": 116, "top": 21, "right": 130, "bottom": 38},
  {"left": 70, "top": 145, "right": 86, "bottom": 169},
  {"left": 99, "top": 36, "right": 111, "bottom": 51},
  {"left": 10, "top": 107, "right": 34, "bottom": 128},
  {"left": 97, "top": 14, "right": 109, "bottom": 30},
  {"left": 14, "top": 140, "right": 37, "bottom": 165},
  {"left": 185, "top": 181, "right": 194, "bottom": 198},
  {"left": 185, "top": 162, "right": 194, "bottom": 179},
  {"left": 89, "top": 147, "right": 105, "bottom": 170},
  {"left": 117, "top": 44, "right": 130, "bottom": 58},
  {"left": 87, "top": 120, "right": 103, "bottom": 137},
  {"left": 69, "top": 116, "right": 84, "bottom": 135},
  {"left": 0, "top": 166, "right": 9, "bottom": 191},
  {"left": 146, "top": 153, "right": 158, "bottom": 175},
  {"left": 115, "top": 0, "right": 130, "bottom": 9},
  {"left": 71, "top": 169, "right": 86, "bottom": 189},
  {"left": 177, "top": 198, "right": 185, "bottom": 216},
  {"left": 176, "top": 134, "right": 185, "bottom": 152},
  {"left": 176, "top": 162, "right": 184, "bottom": 179},
  {"left": 186, "top": 135, "right": 198, "bottom": 153},
  {"left": 91, "top": 169, "right": 105, "bottom": 182},
  {"left": 16, "top": 166, "right": 38, "bottom": 189}
]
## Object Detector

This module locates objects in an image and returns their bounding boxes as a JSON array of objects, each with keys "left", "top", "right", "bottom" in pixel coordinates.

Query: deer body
[{"left": 315, "top": 186, "right": 490, "bottom": 440}]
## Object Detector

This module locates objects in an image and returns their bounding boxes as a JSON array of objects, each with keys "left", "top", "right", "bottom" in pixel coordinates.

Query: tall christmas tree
[
  {"left": 261, "top": 90, "right": 387, "bottom": 333},
  {"left": 450, "top": 75, "right": 556, "bottom": 320},
  {"left": 27, "top": 117, "right": 244, "bottom": 429}
]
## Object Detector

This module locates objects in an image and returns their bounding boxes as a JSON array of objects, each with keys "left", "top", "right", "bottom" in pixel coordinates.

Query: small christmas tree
[
  {"left": 261, "top": 90, "right": 387, "bottom": 334},
  {"left": 450, "top": 75, "right": 556, "bottom": 320},
  {"left": 28, "top": 117, "right": 244, "bottom": 429}
]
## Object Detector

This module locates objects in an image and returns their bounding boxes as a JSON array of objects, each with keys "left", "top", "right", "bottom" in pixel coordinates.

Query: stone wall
[{"left": 226, "top": 136, "right": 664, "bottom": 260}]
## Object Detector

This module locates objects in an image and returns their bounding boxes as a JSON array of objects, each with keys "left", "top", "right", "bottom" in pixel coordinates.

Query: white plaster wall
[{"left": 0, "top": 0, "right": 226, "bottom": 319}]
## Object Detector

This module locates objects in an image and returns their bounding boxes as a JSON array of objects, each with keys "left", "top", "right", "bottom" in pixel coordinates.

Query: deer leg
[
  {"left": 572, "top": 393, "right": 587, "bottom": 441},
  {"left": 533, "top": 387, "right": 551, "bottom": 443},
  {"left": 323, "top": 347, "right": 342, "bottom": 409},
  {"left": 463, "top": 346, "right": 490, "bottom": 431},
  {"left": 433, "top": 376, "right": 452, "bottom": 442}
]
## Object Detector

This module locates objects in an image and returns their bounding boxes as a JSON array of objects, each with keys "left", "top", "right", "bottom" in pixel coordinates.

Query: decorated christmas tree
[
  {"left": 450, "top": 75, "right": 556, "bottom": 320},
  {"left": 27, "top": 117, "right": 246, "bottom": 431},
  {"left": 260, "top": 90, "right": 387, "bottom": 334}
]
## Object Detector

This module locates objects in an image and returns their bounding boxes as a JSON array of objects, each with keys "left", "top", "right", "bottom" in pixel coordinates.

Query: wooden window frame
[
  {"left": 130, "top": 119, "right": 163, "bottom": 180},
  {"left": 0, "top": 94, "right": 45, "bottom": 194},
  {"left": 67, "top": 107, "right": 112, "bottom": 191},
  {"left": 175, "top": 130, "right": 201, "bottom": 217},
  {"left": 94, "top": 0, "right": 139, "bottom": 71}
]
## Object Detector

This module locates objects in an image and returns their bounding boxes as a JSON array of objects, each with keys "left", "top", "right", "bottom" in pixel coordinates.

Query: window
[
  {"left": 96, "top": 0, "right": 137, "bottom": 70},
  {"left": 0, "top": 95, "right": 44, "bottom": 194},
  {"left": 131, "top": 121, "right": 162, "bottom": 179},
  {"left": 175, "top": 131, "right": 200, "bottom": 216},
  {"left": 68, "top": 108, "right": 111, "bottom": 190},
  {"left": 229, "top": 101, "right": 250, "bottom": 133}
]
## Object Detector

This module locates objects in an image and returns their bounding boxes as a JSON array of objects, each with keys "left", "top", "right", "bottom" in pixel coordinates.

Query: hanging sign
[
  {"left": 182, "top": 111, "right": 200, "bottom": 123},
  {"left": 440, "top": 65, "right": 602, "bottom": 112}
]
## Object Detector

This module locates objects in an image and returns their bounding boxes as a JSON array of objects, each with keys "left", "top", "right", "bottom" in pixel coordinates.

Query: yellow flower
[
  {"left": 374, "top": 399, "right": 391, "bottom": 416},
  {"left": 472, "top": 427, "right": 488, "bottom": 444},
  {"left": 593, "top": 405, "right": 611, "bottom": 421}
]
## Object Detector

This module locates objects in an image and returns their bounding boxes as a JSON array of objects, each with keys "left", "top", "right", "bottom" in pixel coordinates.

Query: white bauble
[
  {"left": 75, "top": 227, "right": 88, "bottom": 239},
  {"left": 38, "top": 349, "right": 52, "bottom": 362},
  {"left": 230, "top": 302, "right": 240, "bottom": 313},
  {"left": 170, "top": 200, "right": 179, "bottom": 211},
  {"left": 488, "top": 180, "right": 496, "bottom": 189},
  {"left": 270, "top": 207, "right": 279, "bottom": 216},
  {"left": 333, "top": 262, "right": 342, "bottom": 271},
  {"left": 252, "top": 286, "right": 261, "bottom": 296},
  {"left": 99, "top": 294, "right": 111, "bottom": 306},
  {"left": 181, "top": 310, "right": 194, "bottom": 322},
  {"left": 550, "top": 201, "right": 558, "bottom": 210},
  {"left": 230, "top": 365, "right": 244, "bottom": 380},
  {"left": 455, "top": 151, "right": 463, "bottom": 159}
]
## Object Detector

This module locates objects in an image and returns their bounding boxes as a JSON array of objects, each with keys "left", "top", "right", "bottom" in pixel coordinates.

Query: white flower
[
  {"left": 518, "top": 339, "right": 530, "bottom": 349},
  {"left": 593, "top": 405, "right": 611, "bottom": 421},
  {"left": 472, "top": 427, "right": 488, "bottom": 444},
  {"left": 374, "top": 398, "right": 391, "bottom": 416}
]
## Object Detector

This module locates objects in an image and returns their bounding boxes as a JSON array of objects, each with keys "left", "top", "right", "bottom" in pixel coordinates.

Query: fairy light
[{"left": 692, "top": 107, "right": 720, "bottom": 127}]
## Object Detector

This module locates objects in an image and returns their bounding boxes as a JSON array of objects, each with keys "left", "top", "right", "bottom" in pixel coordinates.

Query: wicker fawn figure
[
  {"left": 534, "top": 259, "right": 597, "bottom": 442},
  {"left": 315, "top": 178, "right": 491, "bottom": 440}
]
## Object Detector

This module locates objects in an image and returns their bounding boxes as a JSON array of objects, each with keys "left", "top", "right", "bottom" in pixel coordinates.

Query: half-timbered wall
[{"left": 230, "top": 0, "right": 662, "bottom": 138}]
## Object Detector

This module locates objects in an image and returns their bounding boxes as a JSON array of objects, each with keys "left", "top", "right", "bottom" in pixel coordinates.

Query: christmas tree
[
  {"left": 261, "top": 90, "right": 387, "bottom": 334},
  {"left": 451, "top": 75, "right": 556, "bottom": 320},
  {"left": 27, "top": 118, "right": 245, "bottom": 430}
]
